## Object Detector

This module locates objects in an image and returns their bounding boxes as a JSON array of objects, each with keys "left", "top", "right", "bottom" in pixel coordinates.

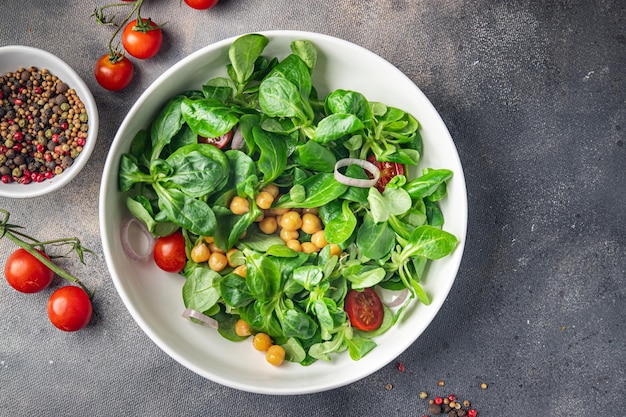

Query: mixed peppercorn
[{"left": 0, "top": 67, "right": 88, "bottom": 184}]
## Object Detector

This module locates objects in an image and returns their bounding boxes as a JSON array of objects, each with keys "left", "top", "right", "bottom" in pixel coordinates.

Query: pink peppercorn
[
  {"left": 467, "top": 409, "right": 477, "bottom": 417},
  {"left": 434, "top": 396, "right": 443, "bottom": 405}
]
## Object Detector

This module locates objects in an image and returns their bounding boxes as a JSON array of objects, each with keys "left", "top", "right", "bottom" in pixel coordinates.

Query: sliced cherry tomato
[
  {"left": 94, "top": 54, "right": 134, "bottom": 91},
  {"left": 122, "top": 18, "right": 163, "bottom": 60},
  {"left": 4, "top": 248, "right": 54, "bottom": 293},
  {"left": 366, "top": 155, "right": 405, "bottom": 192},
  {"left": 344, "top": 287, "right": 384, "bottom": 331},
  {"left": 47, "top": 286, "right": 93, "bottom": 332},
  {"left": 184, "top": 0, "right": 219, "bottom": 10},
  {"left": 198, "top": 128, "right": 234, "bottom": 149},
  {"left": 153, "top": 231, "right": 187, "bottom": 273}
]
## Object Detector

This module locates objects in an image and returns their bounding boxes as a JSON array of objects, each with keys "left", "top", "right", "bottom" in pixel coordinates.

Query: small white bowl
[
  {"left": 0, "top": 46, "right": 98, "bottom": 198},
  {"left": 100, "top": 31, "right": 467, "bottom": 394}
]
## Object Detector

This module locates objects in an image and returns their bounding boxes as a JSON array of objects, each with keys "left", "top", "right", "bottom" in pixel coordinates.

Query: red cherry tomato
[
  {"left": 153, "top": 231, "right": 187, "bottom": 273},
  {"left": 4, "top": 248, "right": 54, "bottom": 293},
  {"left": 366, "top": 155, "right": 405, "bottom": 192},
  {"left": 184, "top": 0, "right": 219, "bottom": 10},
  {"left": 47, "top": 286, "right": 93, "bottom": 332},
  {"left": 122, "top": 18, "right": 163, "bottom": 60},
  {"left": 94, "top": 54, "right": 134, "bottom": 91},
  {"left": 344, "top": 288, "right": 384, "bottom": 331},
  {"left": 198, "top": 128, "right": 234, "bottom": 149}
]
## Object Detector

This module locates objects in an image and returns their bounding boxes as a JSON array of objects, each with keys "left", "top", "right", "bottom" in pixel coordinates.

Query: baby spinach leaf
[
  {"left": 181, "top": 98, "right": 239, "bottom": 138},
  {"left": 312, "top": 113, "right": 363, "bottom": 144},
  {"left": 274, "top": 173, "right": 348, "bottom": 208},
  {"left": 293, "top": 140, "right": 337, "bottom": 173},
  {"left": 404, "top": 169, "right": 453, "bottom": 200},
  {"left": 292, "top": 265, "right": 324, "bottom": 290},
  {"left": 228, "top": 34, "right": 269, "bottom": 87},
  {"left": 267, "top": 54, "right": 312, "bottom": 99},
  {"left": 150, "top": 96, "right": 186, "bottom": 161},
  {"left": 290, "top": 39, "right": 317, "bottom": 72},
  {"left": 155, "top": 186, "right": 217, "bottom": 237},
  {"left": 346, "top": 334, "right": 377, "bottom": 361},
  {"left": 356, "top": 214, "right": 396, "bottom": 259},
  {"left": 162, "top": 144, "right": 230, "bottom": 197},
  {"left": 259, "top": 76, "right": 310, "bottom": 120},
  {"left": 325, "top": 89, "right": 373, "bottom": 127},
  {"left": 219, "top": 273, "right": 253, "bottom": 308},
  {"left": 324, "top": 200, "right": 357, "bottom": 245},
  {"left": 182, "top": 265, "right": 221, "bottom": 313},
  {"left": 252, "top": 127, "right": 288, "bottom": 185}
]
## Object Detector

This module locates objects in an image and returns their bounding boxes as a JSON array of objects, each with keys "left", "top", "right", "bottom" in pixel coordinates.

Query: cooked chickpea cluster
[
  {"left": 230, "top": 183, "right": 342, "bottom": 257},
  {"left": 233, "top": 319, "right": 285, "bottom": 366},
  {"left": 190, "top": 184, "right": 344, "bottom": 366}
]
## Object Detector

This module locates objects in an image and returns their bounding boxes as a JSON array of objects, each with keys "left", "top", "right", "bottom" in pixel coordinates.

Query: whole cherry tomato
[
  {"left": 344, "top": 288, "right": 384, "bottom": 331},
  {"left": 94, "top": 54, "right": 134, "bottom": 91},
  {"left": 4, "top": 248, "right": 54, "bottom": 293},
  {"left": 367, "top": 155, "right": 405, "bottom": 192},
  {"left": 122, "top": 18, "right": 163, "bottom": 60},
  {"left": 184, "top": 0, "right": 219, "bottom": 10},
  {"left": 153, "top": 231, "right": 187, "bottom": 273},
  {"left": 47, "top": 286, "right": 93, "bottom": 332}
]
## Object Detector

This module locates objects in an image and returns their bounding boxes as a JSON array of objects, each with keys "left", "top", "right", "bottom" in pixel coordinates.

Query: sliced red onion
[
  {"left": 230, "top": 125, "right": 244, "bottom": 150},
  {"left": 334, "top": 158, "right": 380, "bottom": 188},
  {"left": 181, "top": 308, "right": 219, "bottom": 329},
  {"left": 120, "top": 217, "right": 155, "bottom": 261},
  {"left": 376, "top": 287, "right": 409, "bottom": 308}
]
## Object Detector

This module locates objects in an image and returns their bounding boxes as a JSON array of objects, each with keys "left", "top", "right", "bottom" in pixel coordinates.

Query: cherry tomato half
[
  {"left": 153, "top": 231, "right": 187, "bottom": 273},
  {"left": 47, "top": 286, "right": 93, "bottom": 332},
  {"left": 184, "top": 0, "right": 219, "bottom": 10},
  {"left": 198, "top": 128, "right": 234, "bottom": 149},
  {"left": 4, "top": 248, "right": 54, "bottom": 293},
  {"left": 94, "top": 54, "right": 134, "bottom": 91},
  {"left": 122, "top": 18, "right": 163, "bottom": 60},
  {"left": 367, "top": 155, "right": 405, "bottom": 192},
  {"left": 344, "top": 288, "right": 384, "bottom": 331}
]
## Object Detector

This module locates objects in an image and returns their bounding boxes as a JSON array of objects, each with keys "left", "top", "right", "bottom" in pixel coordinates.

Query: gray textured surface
[{"left": 1, "top": 1, "right": 625, "bottom": 416}]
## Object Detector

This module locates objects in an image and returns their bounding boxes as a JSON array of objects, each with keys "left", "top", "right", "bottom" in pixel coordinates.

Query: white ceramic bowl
[
  {"left": 0, "top": 46, "right": 98, "bottom": 198},
  {"left": 100, "top": 30, "right": 467, "bottom": 395}
]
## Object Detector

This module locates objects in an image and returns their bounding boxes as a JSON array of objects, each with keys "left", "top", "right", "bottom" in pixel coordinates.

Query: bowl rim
[
  {"left": 0, "top": 45, "right": 99, "bottom": 198},
  {"left": 99, "top": 29, "right": 468, "bottom": 394}
]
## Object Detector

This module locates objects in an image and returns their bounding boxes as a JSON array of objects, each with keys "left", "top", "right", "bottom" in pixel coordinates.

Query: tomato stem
[{"left": 0, "top": 209, "right": 94, "bottom": 298}]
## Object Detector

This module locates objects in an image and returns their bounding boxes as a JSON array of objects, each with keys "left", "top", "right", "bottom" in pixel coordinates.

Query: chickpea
[
  {"left": 233, "top": 264, "right": 247, "bottom": 278},
  {"left": 254, "top": 212, "right": 265, "bottom": 223},
  {"left": 255, "top": 191, "right": 275, "bottom": 210},
  {"left": 301, "top": 241, "right": 320, "bottom": 254},
  {"left": 235, "top": 319, "right": 251, "bottom": 337},
  {"left": 203, "top": 236, "right": 214, "bottom": 244},
  {"left": 226, "top": 248, "right": 243, "bottom": 267},
  {"left": 252, "top": 333, "right": 272, "bottom": 351},
  {"left": 259, "top": 216, "right": 278, "bottom": 234},
  {"left": 280, "top": 211, "right": 302, "bottom": 231},
  {"left": 301, "top": 213, "right": 322, "bottom": 235},
  {"left": 310, "top": 230, "right": 328, "bottom": 249},
  {"left": 285, "top": 239, "right": 302, "bottom": 252},
  {"left": 301, "top": 207, "right": 319, "bottom": 215},
  {"left": 208, "top": 252, "right": 228, "bottom": 272},
  {"left": 280, "top": 228, "right": 299, "bottom": 242},
  {"left": 266, "top": 344, "right": 286, "bottom": 366},
  {"left": 329, "top": 243, "right": 342, "bottom": 257},
  {"left": 262, "top": 183, "right": 280, "bottom": 198},
  {"left": 229, "top": 196, "right": 249, "bottom": 214},
  {"left": 190, "top": 242, "right": 211, "bottom": 263},
  {"left": 208, "top": 242, "right": 225, "bottom": 254}
]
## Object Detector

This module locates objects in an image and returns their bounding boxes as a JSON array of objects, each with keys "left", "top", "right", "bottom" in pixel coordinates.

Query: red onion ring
[
  {"left": 181, "top": 308, "right": 219, "bottom": 329},
  {"left": 230, "top": 125, "right": 244, "bottom": 150},
  {"left": 120, "top": 217, "right": 155, "bottom": 261},
  {"left": 334, "top": 158, "right": 380, "bottom": 188},
  {"left": 376, "top": 287, "right": 409, "bottom": 308}
]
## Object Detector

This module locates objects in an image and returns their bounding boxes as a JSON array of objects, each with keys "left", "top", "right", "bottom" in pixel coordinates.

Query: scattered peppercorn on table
[{"left": 1, "top": 1, "right": 624, "bottom": 416}]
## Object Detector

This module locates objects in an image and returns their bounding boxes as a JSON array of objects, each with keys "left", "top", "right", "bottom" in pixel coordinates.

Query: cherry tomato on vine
[
  {"left": 47, "top": 286, "right": 93, "bottom": 332},
  {"left": 94, "top": 54, "right": 134, "bottom": 91},
  {"left": 184, "top": 0, "right": 219, "bottom": 10},
  {"left": 344, "top": 288, "right": 384, "bottom": 331},
  {"left": 153, "top": 231, "right": 187, "bottom": 273},
  {"left": 366, "top": 155, "right": 405, "bottom": 192},
  {"left": 198, "top": 128, "right": 234, "bottom": 149},
  {"left": 4, "top": 248, "right": 54, "bottom": 293},
  {"left": 122, "top": 18, "right": 163, "bottom": 60}
]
